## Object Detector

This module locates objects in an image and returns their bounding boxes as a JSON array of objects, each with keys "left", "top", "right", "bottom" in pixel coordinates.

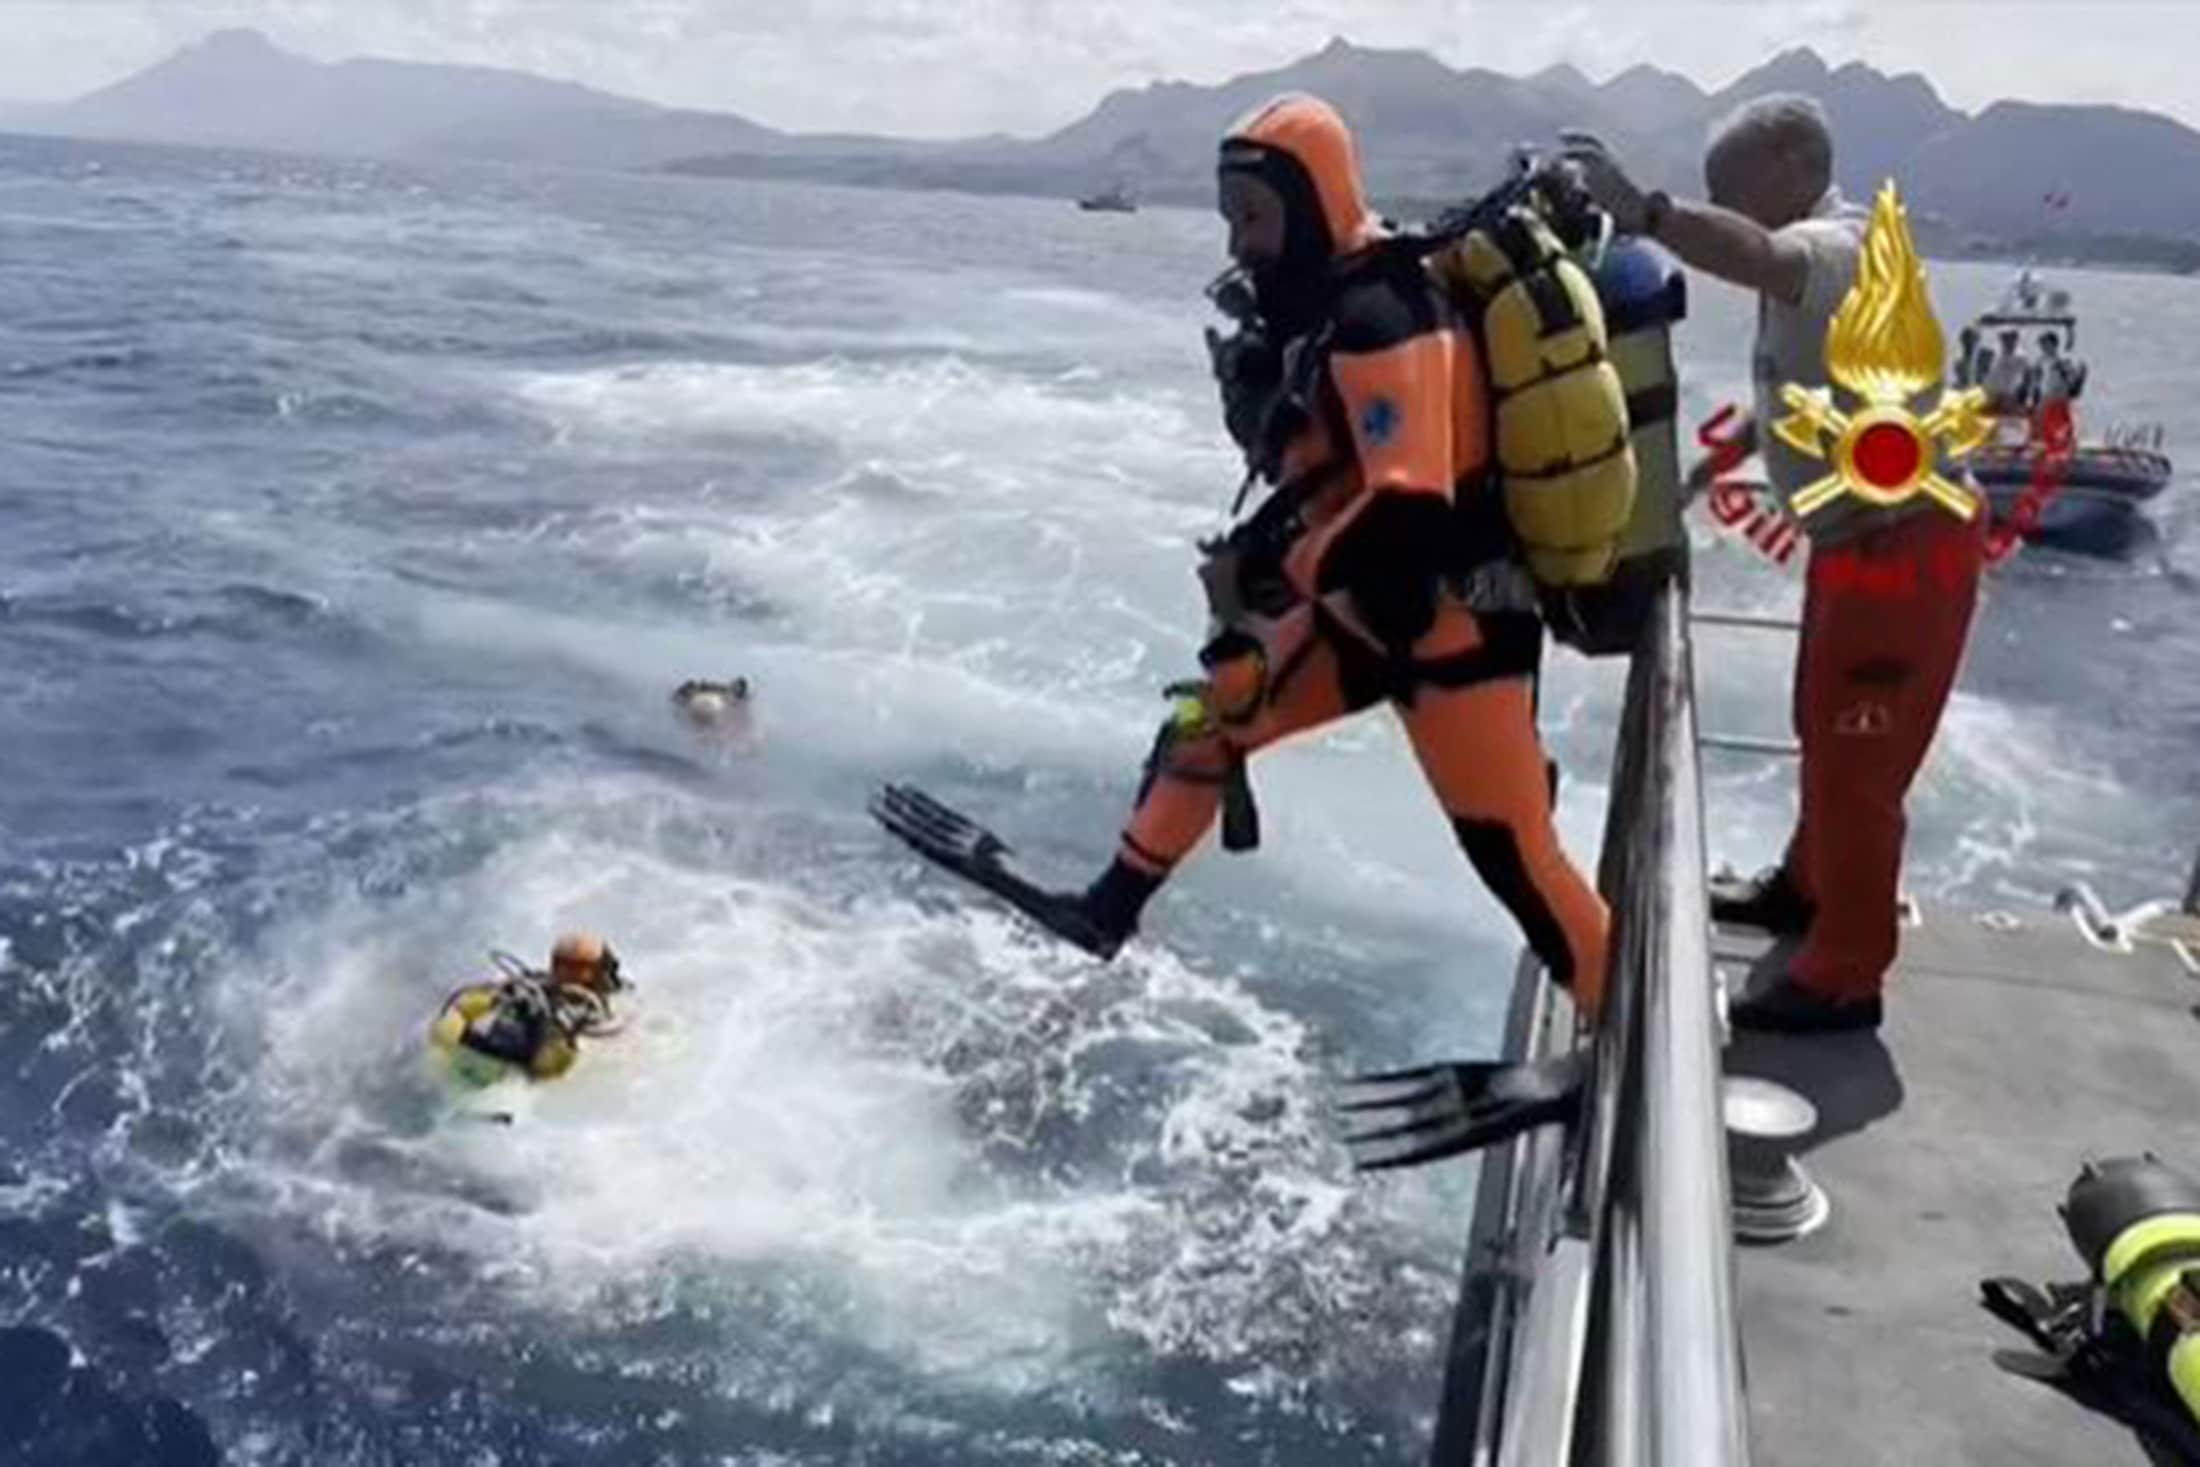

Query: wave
[{"left": 0, "top": 582, "right": 357, "bottom": 649}]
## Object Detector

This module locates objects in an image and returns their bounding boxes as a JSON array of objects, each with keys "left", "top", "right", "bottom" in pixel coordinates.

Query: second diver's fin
[
  {"left": 869, "top": 783, "right": 1125, "bottom": 960},
  {"left": 1334, "top": 1050, "right": 1589, "bottom": 1171}
]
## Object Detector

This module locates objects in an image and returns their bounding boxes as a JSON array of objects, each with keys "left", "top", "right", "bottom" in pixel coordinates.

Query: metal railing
[
  {"left": 1692, "top": 608, "right": 1802, "bottom": 760},
  {"left": 1431, "top": 580, "right": 1751, "bottom": 1467},
  {"left": 1634, "top": 587, "right": 1751, "bottom": 1467}
]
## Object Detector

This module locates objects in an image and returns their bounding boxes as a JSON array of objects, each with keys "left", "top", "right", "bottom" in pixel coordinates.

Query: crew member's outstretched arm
[{"left": 1649, "top": 199, "right": 1813, "bottom": 308}]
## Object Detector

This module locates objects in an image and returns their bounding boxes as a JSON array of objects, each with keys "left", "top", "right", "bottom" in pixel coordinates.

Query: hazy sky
[{"left": 7, "top": 0, "right": 2198, "bottom": 138}]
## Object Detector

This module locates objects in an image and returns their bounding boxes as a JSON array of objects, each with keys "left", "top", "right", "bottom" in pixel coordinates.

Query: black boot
[
  {"left": 1729, "top": 975, "right": 1882, "bottom": 1034},
  {"left": 1056, "top": 858, "right": 1163, "bottom": 961},
  {"left": 1709, "top": 864, "right": 1815, "bottom": 935}
]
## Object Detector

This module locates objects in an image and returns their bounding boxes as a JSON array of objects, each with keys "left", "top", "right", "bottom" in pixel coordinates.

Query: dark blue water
[{"left": 1, "top": 130, "right": 2195, "bottom": 1465}]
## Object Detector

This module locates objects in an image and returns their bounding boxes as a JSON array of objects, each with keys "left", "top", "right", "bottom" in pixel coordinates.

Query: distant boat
[
  {"left": 1078, "top": 184, "right": 1136, "bottom": 214},
  {"left": 1958, "top": 269, "right": 2174, "bottom": 549}
]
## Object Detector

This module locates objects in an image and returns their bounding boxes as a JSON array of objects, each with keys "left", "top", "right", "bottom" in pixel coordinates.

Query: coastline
[{"left": 665, "top": 155, "right": 2200, "bottom": 280}]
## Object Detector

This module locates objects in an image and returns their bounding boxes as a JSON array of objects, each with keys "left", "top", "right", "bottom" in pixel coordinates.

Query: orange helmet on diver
[
  {"left": 549, "top": 931, "right": 626, "bottom": 993},
  {"left": 1215, "top": 93, "right": 1382, "bottom": 335}
]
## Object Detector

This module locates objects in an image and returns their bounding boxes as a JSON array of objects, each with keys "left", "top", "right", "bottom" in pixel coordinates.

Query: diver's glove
[{"left": 1317, "top": 494, "right": 1458, "bottom": 653}]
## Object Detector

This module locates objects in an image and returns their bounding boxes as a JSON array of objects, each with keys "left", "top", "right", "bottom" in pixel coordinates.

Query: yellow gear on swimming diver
[{"left": 427, "top": 978, "right": 580, "bottom": 1087}]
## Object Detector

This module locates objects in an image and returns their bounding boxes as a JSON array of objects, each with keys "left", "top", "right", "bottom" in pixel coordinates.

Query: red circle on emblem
[{"left": 1853, "top": 421, "right": 1922, "bottom": 488}]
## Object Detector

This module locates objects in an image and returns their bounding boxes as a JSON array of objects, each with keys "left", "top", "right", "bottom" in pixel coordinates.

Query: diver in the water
[
  {"left": 429, "top": 931, "right": 629, "bottom": 1085},
  {"left": 671, "top": 677, "right": 756, "bottom": 744}
]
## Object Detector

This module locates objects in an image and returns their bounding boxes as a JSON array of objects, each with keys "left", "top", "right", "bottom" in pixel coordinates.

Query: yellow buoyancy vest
[
  {"left": 428, "top": 982, "right": 578, "bottom": 1085},
  {"left": 1428, "top": 206, "right": 1637, "bottom": 590}
]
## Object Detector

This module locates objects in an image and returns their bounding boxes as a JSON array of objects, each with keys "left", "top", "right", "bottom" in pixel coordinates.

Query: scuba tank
[
  {"left": 1983, "top": 1154, "right": 2200, "bottom": 1454},
  {"left": 2066, "top": 1156, "right": 2200, "bottom": 1428},
  {"left": 1543, "top": 234, "right": 1689, "bottom": 657},
  {"left": 1417, "top": 153, "right": 1687, "bottom": 656}
]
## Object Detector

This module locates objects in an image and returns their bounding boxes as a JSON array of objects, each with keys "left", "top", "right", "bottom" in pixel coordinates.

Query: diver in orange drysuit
[{"left": 874, "top": 95, "right": 1610, "bottom": 1020}]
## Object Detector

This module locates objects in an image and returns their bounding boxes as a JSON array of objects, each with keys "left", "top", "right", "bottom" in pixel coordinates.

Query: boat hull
[
  {"left": 1970, "top": 444, "right": 2172, "bottom": 499},
  {"left": 1969, "top": 443, "right": 2173, "bottom": 548}
]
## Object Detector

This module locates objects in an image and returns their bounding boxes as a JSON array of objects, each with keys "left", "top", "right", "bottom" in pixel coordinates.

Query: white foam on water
[
  {"left": 208, "top": 785, "right": 1072, "bottom": 1382},
  {"left": 1919, "top": 691, "right": 2137, "bottom": 901},
  {"left": 196, "top": 772, "right": 1441, "bottom": 1400},
  {"left": 1683, "top": 664, "right": 2146, "bottom": 905},
  {"left": 387, "top": 573, "right": 1591, "bottom": 946},
  {"left": 721, "top": 320, "right": 996, "bottom": 359},
  {"left": 505, "top": 356, "right": 1220, "bottom": 491},
  {"left": 494, "top": 351, "right": 1230, "bottom": 700},
  {"left": 388, "top": 588, "right": 1157, "bottom": 781}
]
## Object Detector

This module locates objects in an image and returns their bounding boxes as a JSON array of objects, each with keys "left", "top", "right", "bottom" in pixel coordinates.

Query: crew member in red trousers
[{"left": 1566, "top": 94, "right": 1984, "bottom": 1032}]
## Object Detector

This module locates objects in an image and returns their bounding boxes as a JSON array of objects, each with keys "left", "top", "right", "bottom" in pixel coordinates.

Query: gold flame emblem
[{"left": 1774, "top": 181, "right": 1987, "bottom": 521}]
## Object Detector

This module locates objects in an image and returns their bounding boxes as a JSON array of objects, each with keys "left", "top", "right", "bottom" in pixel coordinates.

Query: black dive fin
[
  {"left": 1334, "top": 1051, "right": 1588, "bottom": 1172},
  {"left": 869, "top": 783, "right": 1122, "bottom": 959}
]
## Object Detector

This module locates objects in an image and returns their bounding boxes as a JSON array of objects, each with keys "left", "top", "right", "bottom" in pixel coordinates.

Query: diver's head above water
[
  {"left": 1703, "top": 92, "right": 1834, "bottom": 230},
  {"left": 549, "top": 930, "right": 625, "bottom": 995},
  {"left": 1216, "top": 93, "right": 1378, "bottom": 335},
  {"left": 671, "top": 676, "right": 755, "bottom": 738}
]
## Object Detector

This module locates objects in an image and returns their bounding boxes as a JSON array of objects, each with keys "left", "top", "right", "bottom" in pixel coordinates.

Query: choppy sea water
[{"left": 1, "top": 131, "right": 2194, "bottom": 1465}]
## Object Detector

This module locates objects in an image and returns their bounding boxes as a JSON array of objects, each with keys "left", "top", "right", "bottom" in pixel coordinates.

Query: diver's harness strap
[
  {"left": 1206, "top": 183, "right": 1582, "bottom": 637},
  {"left": 1625, "top": 382, "right": 1679, "bottom": 435},
  {"left": 1981, "top": 1272, "right": 2200, "bottom": 1458},
  {"left": 1172, "top": 352, "right": 1362, "bottom": 858},
  {"left": 551, "top": 985, "right": 619, "bottom": 1038},
  {"left": 1981, "top": 1275, "right": 2105, "bottom": 1363}
]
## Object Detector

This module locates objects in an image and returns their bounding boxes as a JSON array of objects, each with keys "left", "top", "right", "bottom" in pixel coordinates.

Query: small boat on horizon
[{"left": 1077, "top": 183, "right": 1136, "bottom": 213}]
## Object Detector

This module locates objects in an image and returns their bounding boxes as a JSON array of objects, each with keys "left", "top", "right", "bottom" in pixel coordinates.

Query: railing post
[{"left": 1640, "top": 587, "right": 1753, "bottom": 1467}]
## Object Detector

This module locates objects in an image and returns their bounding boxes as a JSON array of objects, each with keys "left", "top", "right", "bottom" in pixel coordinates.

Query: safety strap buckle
[{"left": 1981, "top": 1276, "right": 2103, "bottom": 1361}]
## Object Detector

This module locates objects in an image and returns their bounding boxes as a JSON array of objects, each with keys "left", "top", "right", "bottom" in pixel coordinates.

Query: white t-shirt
[
  {"left": 1984, "top": 350, "right": 2031, "bottom": 404},
  {"left": 1752, "top": 190, "right": 1867, "bottom": 497},
  {"left": 1750, "top": 188, "right": 1945, "bottom": 546}
]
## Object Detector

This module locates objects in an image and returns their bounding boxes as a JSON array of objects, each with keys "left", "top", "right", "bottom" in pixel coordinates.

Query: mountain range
[{"left": 10, "top": 28, "right": 2199, "bottom": 249}]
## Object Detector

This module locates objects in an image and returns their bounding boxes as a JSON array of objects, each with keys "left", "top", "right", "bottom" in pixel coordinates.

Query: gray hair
[{"left": 1706, "top": 93, "right": 1833, "bottom": 192}]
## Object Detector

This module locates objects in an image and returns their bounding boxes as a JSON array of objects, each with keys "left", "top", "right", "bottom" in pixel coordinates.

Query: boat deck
[{"left": 1717, "top": 901, "right": 2200, "bottom": 1467}]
